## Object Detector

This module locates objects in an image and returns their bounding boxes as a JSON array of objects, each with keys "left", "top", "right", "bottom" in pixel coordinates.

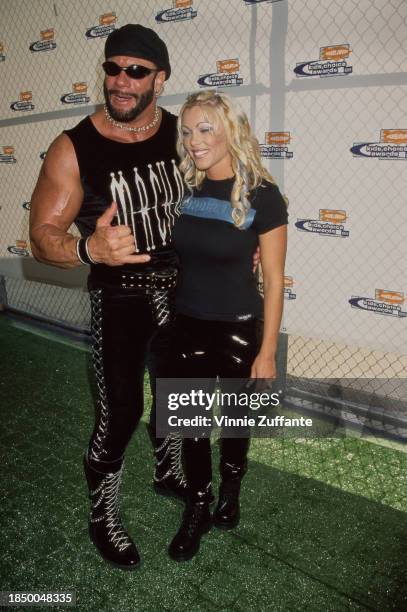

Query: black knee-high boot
[
  {"left": 84, "top": 455, "right": 141, "bottom": 570},
  {"left": 168, "top": 437, "right": 213, "bottom": 561},
  {"left": 213, "top": 438, "right": 250, "bottom": 529}
]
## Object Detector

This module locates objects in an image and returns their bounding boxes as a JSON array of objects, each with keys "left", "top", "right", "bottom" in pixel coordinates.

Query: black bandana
[{"left": 104, "top": 24, "right": 171, "bottom": 80}]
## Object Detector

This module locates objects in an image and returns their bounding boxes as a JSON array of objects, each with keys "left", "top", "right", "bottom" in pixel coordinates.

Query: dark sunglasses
[{"left": 102, "top": 61, "right": 158, "bottom": 80}]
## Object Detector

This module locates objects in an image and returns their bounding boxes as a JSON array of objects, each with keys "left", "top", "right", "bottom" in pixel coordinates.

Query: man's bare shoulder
[{"left": 42, "top": 132, "right": 79, "bottom": 177}]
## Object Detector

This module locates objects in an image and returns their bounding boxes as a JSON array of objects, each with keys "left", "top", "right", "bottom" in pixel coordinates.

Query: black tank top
[{"left": 64, "top": 109, "right": 183, "bottom": 275}]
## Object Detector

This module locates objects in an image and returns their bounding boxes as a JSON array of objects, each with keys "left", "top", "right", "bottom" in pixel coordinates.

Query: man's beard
[{"left": 103, "top": 82, "right": 155, "bottom": 123}]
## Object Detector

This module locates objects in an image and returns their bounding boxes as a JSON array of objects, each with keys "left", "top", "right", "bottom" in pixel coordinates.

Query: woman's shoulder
[
  {"left": 249, "top": 178, "right": 288, "bottom": 233},
  {"left": 249, "top": 178, "right": 284, "bottom": 207}
]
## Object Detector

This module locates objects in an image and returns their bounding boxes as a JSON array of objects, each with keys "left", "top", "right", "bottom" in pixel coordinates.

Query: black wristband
[{"left": 76, "top": 237, "right": 96, "bottom": 265}]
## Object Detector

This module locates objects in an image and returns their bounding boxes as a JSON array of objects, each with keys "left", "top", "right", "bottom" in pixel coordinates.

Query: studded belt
[
  {"left": 89, "top": 264, "right": 179, "bottom": 293},
  {"left": 119, "top": 268, "right": 178, "bottom": 290}
]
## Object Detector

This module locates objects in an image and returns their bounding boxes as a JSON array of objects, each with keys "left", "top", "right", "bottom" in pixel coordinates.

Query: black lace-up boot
[
  {"left": 168, "top": 437, "right": 213, "bottom": 561},
  {"left": 213, "top": 438, "right": 249, "bottom": 530},
  {"left": 168, "top": 487, "right": 213, "bottom": 562},
  {"left": 84, "top": 456, "right": 141, "bottom": 570},
  {"left": 213, "top": 462, "right": 246, "bottom": 529}
]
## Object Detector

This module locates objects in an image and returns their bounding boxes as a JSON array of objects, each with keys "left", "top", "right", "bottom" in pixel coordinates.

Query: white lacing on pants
[
  {"left": 89, "top": 289, "right": 109, "bottom": 462},
  {"left": 149, "top": 290, "right": 171, "bottom": 327}
]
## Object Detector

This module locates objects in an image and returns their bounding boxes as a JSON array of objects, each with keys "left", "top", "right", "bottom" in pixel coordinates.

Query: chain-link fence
[
  {"left": 1, "top": 0, "right": 406, "bottom": 439},
  {"left": 280, "top": 0, "right": 407, "bottom": 436}
]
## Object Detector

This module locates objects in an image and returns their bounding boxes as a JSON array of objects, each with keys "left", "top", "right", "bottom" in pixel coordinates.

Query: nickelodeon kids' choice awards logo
[
  {"left": 284, "top": 276, "right": 297, "bottom": 300},
  {"left": 244, "top": 0, "right": 284, "bottom": 4},
  {"left": 349, "top": 289, "right": 407, "bottom": 318},
  {"left": 85, "top": 13, "right": 116, "bottom": 39},
  {"left": 295, "top": 209, "right": 349, "bottom": 237},
  {"left": 61, "top": 82, "right": 90, "bottom": 105},
  {"left": 7, "top": 240, "right": 29, "bottom": 257},
  {"left": 0, "top": 42, "right": 5, "bottom": 61},
  {"left": 29, "top": 29, "right": 56, "bottom": 52},
  {"left": 10, "top": 91, "right": 35, "bottom": 112},
  {"left": 156, "top": 0, "right": 197, "bottom": 23},
  {"left": 0, "top": 146, "right": 16, "bottom": 164},
  {"left": 294, "top": 44, "right": 352, "bottom": 78},
  {"left": 351, "top": 129, "right": 407, "bottom": 160},
  {"left": 198, "top": 59, "right": 243, "bottom": 88},
  {"left": 259, "top": 275, "right": 296, "bottom": 299},
  {"left": 260, "top": 132, "right": 293, "bottom": 159}
]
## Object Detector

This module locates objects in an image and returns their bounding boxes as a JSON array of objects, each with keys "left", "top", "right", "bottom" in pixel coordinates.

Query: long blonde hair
[{"left": 177, "top": 90, "right": 276, "bottom": 228}]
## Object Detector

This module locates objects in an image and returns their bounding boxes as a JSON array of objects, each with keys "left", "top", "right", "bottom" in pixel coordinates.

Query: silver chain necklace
[{"left": 104, "top": 104, "right": 160, "bottom": 133}]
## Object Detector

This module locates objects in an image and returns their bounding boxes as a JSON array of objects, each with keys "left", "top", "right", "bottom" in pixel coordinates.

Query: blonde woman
[{"left": 168, "top": 90, "right": 288, "bottom": 561}]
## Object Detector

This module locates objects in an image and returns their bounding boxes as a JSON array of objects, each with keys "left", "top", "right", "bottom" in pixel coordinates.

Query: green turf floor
[{"left": 1, "top": 313, "right": 407, "bottom": 611}]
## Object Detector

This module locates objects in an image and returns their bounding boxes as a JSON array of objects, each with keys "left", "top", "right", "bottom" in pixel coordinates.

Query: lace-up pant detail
[
  {"left": 149, "top": 290, "right": 172, "bottom": 327},
  {"left": 87, "top": 285, "right": 175, "bottom": 463},
  {"left": 89, "top": 290, "right": 109, "bottom": 462}
]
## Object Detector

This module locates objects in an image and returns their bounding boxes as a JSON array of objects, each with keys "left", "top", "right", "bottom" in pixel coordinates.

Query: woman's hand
[
  {"left": 252, "top": 246, "right": 260, "bottom": 274},
  {"left": 250, "top": 352, "right": 277, "bottom": 380}
]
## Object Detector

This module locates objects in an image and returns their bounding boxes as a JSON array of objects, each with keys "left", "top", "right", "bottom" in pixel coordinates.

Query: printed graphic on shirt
[
  {"left": 181, "top": 197, "right": 255, "bottom": 229},
  {"left": 110, "top": 159, "right": 184, "bottom": 252}
]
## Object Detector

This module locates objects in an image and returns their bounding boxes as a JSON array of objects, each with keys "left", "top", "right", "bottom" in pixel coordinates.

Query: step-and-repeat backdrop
[{"left": 1, "top": 0, "right": 406, "bottom": 355}]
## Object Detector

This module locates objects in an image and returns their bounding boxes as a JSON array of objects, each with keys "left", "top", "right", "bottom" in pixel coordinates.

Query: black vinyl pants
[
  {"left": 170, "top": 314, "right": 262, "bottom": 499},
  {"left": 87, "top": 286, "right": 173, "bottom": 467}
]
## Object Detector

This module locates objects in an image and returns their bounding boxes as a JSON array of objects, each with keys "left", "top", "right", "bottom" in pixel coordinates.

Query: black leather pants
[
  {"left": 87, "top": 284, "right": 174, "bottom": 467},
  {"left": 171, "top": 314, "right": 261, "bottom": 499}
]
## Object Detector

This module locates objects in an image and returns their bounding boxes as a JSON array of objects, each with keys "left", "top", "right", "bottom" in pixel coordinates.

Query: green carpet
[{"left": 1, "top": 313, "right": 407, "bottom": 611}]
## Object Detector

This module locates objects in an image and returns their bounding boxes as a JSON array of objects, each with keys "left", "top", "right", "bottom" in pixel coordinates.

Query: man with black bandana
[{"left": 29, "top": 24, "right": 188, "bottom": 570}]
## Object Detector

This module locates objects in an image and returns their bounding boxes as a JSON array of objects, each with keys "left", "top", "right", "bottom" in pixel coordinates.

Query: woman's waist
[
  {"left": 175, "top": 301, "right": 262, "bottom": 322},
  {"left": 176, "top": 281, "right": 262, "bottom": 320}
]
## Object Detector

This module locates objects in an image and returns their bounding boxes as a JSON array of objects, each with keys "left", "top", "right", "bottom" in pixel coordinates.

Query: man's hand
[{"left": 87, "top": 202, "right": 151, "bottom": 266}]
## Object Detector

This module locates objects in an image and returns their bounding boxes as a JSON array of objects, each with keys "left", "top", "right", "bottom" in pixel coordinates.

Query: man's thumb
[{"left": 97, "top": 201, "right": 118, "bottom": 227}]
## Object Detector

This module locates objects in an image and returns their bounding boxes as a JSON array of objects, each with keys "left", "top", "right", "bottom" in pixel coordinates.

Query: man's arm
[
  {"left": 30, "top": 134, "right": 84, "bottom": 268},
  {"left": 30, "top": 133, "right": 151, "bottom": 269}
]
